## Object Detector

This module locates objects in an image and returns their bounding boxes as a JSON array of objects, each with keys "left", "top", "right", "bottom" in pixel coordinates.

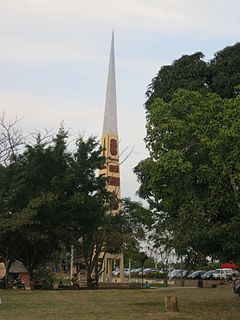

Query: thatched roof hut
[
  {"left": 9, "top": 260, "right": 28, "bottom": 273},
  {"left": 9, "top": 260, "right": 29, "bottom": 285}
]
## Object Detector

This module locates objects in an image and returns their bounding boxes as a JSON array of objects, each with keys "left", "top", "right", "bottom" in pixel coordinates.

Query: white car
[
  {"left": 112, "top": 268, "right": 130, "bottom": 276},
  {"left": 112, "top": 268, "right": 120, "bottom": 276},
  {"left": 212, "top": 268, "right": 233, "bottom": 280},
  {"left": 169, "top": 269, "right": 187, "bottom": 279}
]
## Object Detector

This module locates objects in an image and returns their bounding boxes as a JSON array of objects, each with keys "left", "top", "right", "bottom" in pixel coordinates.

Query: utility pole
[
  {"left": 128, "top": 259, "right": 131, "bottom": 280},
  {"left": 95, "top": 234, "right": 99, "bottom": 290}
]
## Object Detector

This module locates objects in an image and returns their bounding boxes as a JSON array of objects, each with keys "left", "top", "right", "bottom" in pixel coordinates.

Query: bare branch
[
  {"left": 28, "top": 129, "right": 53, "bottom": 146},
  {"left": 119, "top": 145, "right": 135, "bottom": 165},
  {"left": 0, "top": 111, "right": 25, "bottom": 165},
  {"left": 119, "top": 145, "right": 129, "bottom": 158}
]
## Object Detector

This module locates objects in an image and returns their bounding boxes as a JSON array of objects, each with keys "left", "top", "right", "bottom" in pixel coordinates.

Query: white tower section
[{"left": 103, "top": 32, "right": 118, "bottom": 136}]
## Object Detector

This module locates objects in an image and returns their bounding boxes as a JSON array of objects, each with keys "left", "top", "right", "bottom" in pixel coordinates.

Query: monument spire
[
  {"left": 103, "top": 31, "right": 118, "bottom": 136},
  {"left": 100, "top": 31, "right": 120, "bottom": 213},
  {"left": 99, "top": 32, "right": 124, "bottom": 283},
  {"left": 99, "top": 32, "right": 124, "bottom": 282}
]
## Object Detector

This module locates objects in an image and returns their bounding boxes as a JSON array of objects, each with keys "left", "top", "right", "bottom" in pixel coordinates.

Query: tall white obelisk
[
  {"left": 100, "top": 31, "right": 121, "bottom": 214},
  {"left": 99, "top": 32, "right": 124, "bottom": 283}
]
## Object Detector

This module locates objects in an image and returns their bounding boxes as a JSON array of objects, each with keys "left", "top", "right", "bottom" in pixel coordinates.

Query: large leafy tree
[
  {"left": 146, "top": 42, "right": 240, "bottom": 108},
  {"left": 146, "top": 52, "right": 208, "bottom": 107},
  {"left": 209, "top": 43, "right": 240, "bottom": 99},
  {"left": 0, "top": 128, "right": 113, "bottom": 285},
  {"left": 0, "top": 125, "right": 151, "bottom": 288},
  {"left": 135, "top": 89, "right": 240, "bottom": 263},
  {"left": 60, "top": 135, "right": 110, "bottom": 288},
  {"left": 0, "top": 128, "right": 70, "bottom": 279}
]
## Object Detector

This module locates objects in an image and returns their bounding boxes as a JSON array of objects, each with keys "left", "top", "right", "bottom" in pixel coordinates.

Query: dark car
[
  {"left": 201, "top": 270, "right": 214, "bottom": 280},
  {"left": 187, "top": 270, "right": 206, "bottom": 280}
]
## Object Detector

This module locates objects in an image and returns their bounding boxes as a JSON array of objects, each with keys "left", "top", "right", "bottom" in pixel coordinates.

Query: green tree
[
  {"left": 135, "top": 89, "right": 240, "bottom": 262},
  {"left": 209, "top": 42, "right": 240, "bottom": 99},
  {"left": 0, "top": 128, "right": 69, "bottom": 281},
  {"left": 60, "top": 135, "right": 109, "bottom": 289},
  {"left": 146, "top": 52, "right": 209, "bottom": 107},
  {"left": 146, "top": 42, "right": 240, "bottom": 108},
  {"left": 119, "top": 198, "right": 153, "bottom": 266},
  {"left": 0, "top": 128, "right": 112, "bottom": 287}
]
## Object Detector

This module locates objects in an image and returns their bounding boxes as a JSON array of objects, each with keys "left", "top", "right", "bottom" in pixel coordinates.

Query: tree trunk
[
  {"left": 95, "top": 240, "right": 99, "bottom": 290},
  {"left": 180, "top": 256, "right": 184, "bottom": 287},
  {"left": 87, "top": 272, "right": 92, "bottom": 289},
  {"left": 163, "top": 275, "right": 168, "bottom": 287}
]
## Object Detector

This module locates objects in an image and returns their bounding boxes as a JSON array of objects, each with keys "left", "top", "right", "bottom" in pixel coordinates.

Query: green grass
[{"left": 0, "top": 286, "right": 239, "bottom": 319}]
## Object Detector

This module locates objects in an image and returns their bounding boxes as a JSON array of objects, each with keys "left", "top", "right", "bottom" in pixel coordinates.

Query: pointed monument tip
[{"left": 102, "top": 29, "right": 118, "bottom": 136}]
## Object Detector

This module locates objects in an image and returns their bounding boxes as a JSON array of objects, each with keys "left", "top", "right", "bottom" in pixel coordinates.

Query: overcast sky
[{"left": 0, "top": 0, "right": 240, "bottom": 200}]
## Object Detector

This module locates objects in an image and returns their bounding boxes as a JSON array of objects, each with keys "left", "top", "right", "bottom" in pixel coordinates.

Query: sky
[{"left": 0, "top": 0, "right": 240, "bottom": 200}]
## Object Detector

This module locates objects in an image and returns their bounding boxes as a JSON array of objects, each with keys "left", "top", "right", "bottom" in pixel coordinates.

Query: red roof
[{"left": 221, "top": 261, "right": 240, "bottom": 270}]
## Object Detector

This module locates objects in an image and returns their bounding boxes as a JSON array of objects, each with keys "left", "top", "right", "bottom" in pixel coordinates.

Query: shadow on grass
[{"left": 132, "top": 301, "right": 163, "bottom": 306}]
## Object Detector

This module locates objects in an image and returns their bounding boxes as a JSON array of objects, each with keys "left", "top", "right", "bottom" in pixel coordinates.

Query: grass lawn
[{"left": 0, "top": 286, "right": 239, "bottom": 319}]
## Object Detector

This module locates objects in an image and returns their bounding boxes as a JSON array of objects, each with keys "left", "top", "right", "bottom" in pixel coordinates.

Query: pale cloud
[
  {"left": 0, "top": 0, "right": 239, "bottom": 65},
  {"left": 0, "top": 0, "right": 239, "bottom": 200},
  {"left": 0, "top": 35, "right": 105, "bottom": 64},
  {"left": 1, "top": 0, "right": 239, "bottom": 37},
  {"left": 0, "top": 91, "right": 103, "bottom": 136}
]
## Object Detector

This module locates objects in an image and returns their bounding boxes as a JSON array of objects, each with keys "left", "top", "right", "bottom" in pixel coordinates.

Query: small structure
[
  {"left": 101, "top": 253, "right": 124, "bottom": 283},
  {"left": 8, "top": 260, "right": 29, "bottom": 286},
  {"left": 165, "top": 296, "right": 179, "bottom": 312}
]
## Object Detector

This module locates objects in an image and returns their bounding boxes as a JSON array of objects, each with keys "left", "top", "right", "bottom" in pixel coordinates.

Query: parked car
[
  {"left": 201, "top": 270, "right": 215, "bottom": 280},
  {"left": 169, "top": 269, "right": 188, "bottom": 279},
  {"left": 187, "top": 270, "right": 206, "bottom": 280},
  {"left": 112, "top": 268, "right": 120, "bottom": 276},
  {"left": 168, "top": 269, "right": 179, "bottom": 279},
  {"left": 124, "top": 268, "right": 130, "bottom": 276},
  {"left": 131, "top": 268, "right": 142, "bottom": 274},
  {"left": 213, "top": 268, "right": 233, "bottom": 280},
  {"left": 233, "top": 270, "right": 240, "bottom": 277},
  {"left": 146, "top": 268, "right": 158, "bottom": 273},
  {"left": 138, "top": 268, "right": 158, "bottom": 276},
  {"left": 233, "top": 279, "right": 240, "bottom": 297},
  {"left": 159, "top": 267, "right": 175, "bottom": 274},
  {"left": 112, "top": 268, "right": 131, "bottom": 276}
]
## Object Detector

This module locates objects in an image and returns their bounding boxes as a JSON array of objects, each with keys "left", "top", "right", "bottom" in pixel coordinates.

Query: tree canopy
[
  {"left": 0, "top": 125, "right": 150, "bottom": 288},
  {"left": 0, "top": 128, "right": 110, "bottom": 281},
  {"left": 146, "top": 42, "right": 240, "bottom": 109},
  {"left": 135, "top": 89, "right": 240, "bottom": 263}
]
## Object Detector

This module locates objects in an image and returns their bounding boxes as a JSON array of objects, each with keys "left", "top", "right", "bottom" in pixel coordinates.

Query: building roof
[{"left": 9, "top": 260, "right": 28, "bottom": 273}]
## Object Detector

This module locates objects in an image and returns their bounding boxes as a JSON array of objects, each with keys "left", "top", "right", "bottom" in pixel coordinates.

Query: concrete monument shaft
[{"left": 99, "top": 32, "right": 124, "bottom": 282}]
